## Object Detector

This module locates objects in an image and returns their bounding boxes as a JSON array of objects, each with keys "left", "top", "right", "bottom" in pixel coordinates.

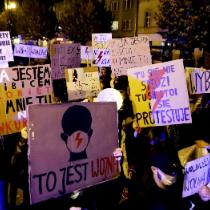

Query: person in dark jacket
[{"left": 118, "top": 126, "right": 187, "bottom": 210}]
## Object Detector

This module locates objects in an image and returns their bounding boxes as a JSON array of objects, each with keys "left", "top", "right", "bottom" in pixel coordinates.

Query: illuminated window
[{"left": 112, "top": 21, "right": 119, "bottom": 31}]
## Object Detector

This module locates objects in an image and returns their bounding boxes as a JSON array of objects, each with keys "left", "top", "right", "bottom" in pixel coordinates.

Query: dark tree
[
  {"left": 0, "top": 10, "right": 17, "bottom": 37},
  {"left": 155, "top": 0, "right": 210, "bottom": 50},
  {"left": 0, "top": 0, "right": 4, "bottom": 12},
  {"left": 14, "top": 0, "right": 58, "bottom": 39},
  {"left": 59, "top": 0, "right": 112, "bottom": 44}
]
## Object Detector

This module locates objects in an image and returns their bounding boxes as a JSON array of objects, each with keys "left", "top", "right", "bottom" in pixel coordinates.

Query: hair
[{"left": 61, "top": 105, "right": 92, "bottom": 143}]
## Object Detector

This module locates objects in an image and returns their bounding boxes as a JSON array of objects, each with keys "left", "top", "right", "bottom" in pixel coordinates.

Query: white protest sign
[
  {"left": 27, "top": 102, "right": 119, "bottom": 204},
  {"left": 81, "top": 46, "right": 92, "bottom": 64},
  {"left": 0, "top": 62, "right": 8, "bottom": 68},
  {"left": 185, "top": 67, "right": 210, "bottom": 94},
  {"left": 182, "top": 154, "right": 210, "bottom": 198},
  {"left": 0, "top": 31, "right": 14, "bottom": 62},
  {"left": 127, "top": 59, "right": 192, "bottom": 127},
  {"left": 108, "top": 36, "right": 152, "bottom": 76},
  {"left": 14, "top": 44, "right": 48, "bottom": 59},
  {"left": 66, "top": 67, "right": 100, "bottom": 101},
  {"left": 92, "top": 33, "right": 112, "bottom": 67}
]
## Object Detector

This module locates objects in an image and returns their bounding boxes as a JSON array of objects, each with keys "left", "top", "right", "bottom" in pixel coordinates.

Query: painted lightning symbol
[
  {"left": 75, "top": 132, "right": 83, "bottom": 148},
  {"left": 147, "top": 69, "right": 165, "bottom": 111},
  {"left": 96, "top": 51, "right": 103, "bottom": 64}
]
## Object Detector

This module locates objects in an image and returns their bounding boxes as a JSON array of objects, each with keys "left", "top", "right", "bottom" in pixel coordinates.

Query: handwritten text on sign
[
  {"left": 127, "top": 59, "right": 192, "bottom": 127},
  {"left": 92, "top": 33, "right": 112, "bottom": 67},
  {"left": 81, "top": 46, "right": 92, "bottom": 64},
  {"left": 66, "top": 67, "right": 100, "bottom": 101},
  {"left": 28, "top": 103, "right": 119, "bottom": 204},
  {"left": 0, "top": 31, "right": 13, "bottom": 62},
  {"left": 14, "top": 44, "right": 48, "bottom": 59},
  {"left": 50, "top": 43, "right": 81, "bottom": 80},
  {"left": 108, "top": 36, "right": 152, "bottom": 76},
  {"left": 186, "top": 67, "right": 210, "bottom": 94},
  {"left": 182, "top": 154, "right": 210, "bottom": 198},
  {"left": 0, "top": 64, "right": 54, "bottom": 135}
]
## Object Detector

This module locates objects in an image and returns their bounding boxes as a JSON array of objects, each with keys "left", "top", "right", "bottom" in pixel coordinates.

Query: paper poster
[
  {"left": 66, "top": 67, "right": 100, "bottom": 100},
  {"left": 50, "top": 43, "right": 81, "bottom": 79},
  {"left": 0, "top": 62, "right": 8, "bottom": 68},
  {"left": 108, "top": 36, "right": 152, "bottom": 76},
  {"left": 0, "top": 31, "right": 14, "bottom": 62},
  {"left": 127, "top": 59, "right": 192, "bottom": 127},
  {"left": 92, "top": 33, "right": 112, "bottom": 67},
  {"left": 81, "top": 46, "right": 92, "bottom": 64},
  {"left": 182, "top": 154, "right": 210, "bottom": 197},
  {"left": 0, "top": 64, "right": 54, "bottom": 135},
  {"left": 185, "top": 67, "right": 210, "bottom": 94},
  {"left": 27, "top": 102, "right": 120, "bottom": 204},
  {"left": 14, "top": 44, "right": 48, "bottom": 59}
]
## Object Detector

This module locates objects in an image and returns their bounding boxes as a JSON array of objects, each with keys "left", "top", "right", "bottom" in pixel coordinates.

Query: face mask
[
  {"left": 157, "top": 168, "right": 177, "bottom": 186},
  {"left": 66, "top": 130, "right": 89, "bottom": 153}
]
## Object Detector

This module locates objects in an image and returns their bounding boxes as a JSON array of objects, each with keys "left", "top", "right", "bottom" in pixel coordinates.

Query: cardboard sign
[
  {"left": 182, "top": 154, "right": 210, "bottom": 198},
  {"left": 0, "top": 62, "right": 8, "bottom": 68},
  {"left": 81, "top": 46, "right": 92, "bottom": 64},
  {"left": 0, "top": 31, "right": 13, "bottom": 62},
  {"left": 127, "top": 59, "right": 192, "bottom": 127},
  {"left": 66, "top": 67, "right": 100, "bottom": 100},
  {"left": 92, "top": 33, "right": 112, "bottom": 67},
  {"left": 14, "top": 44, "right": 48, "bottom": 59},
  {"left": 185, "top": 67, "right": 210, "bottom": 94},
  {"left": 0, "top": 64, "right": 54, "bottom": 135},
  {"left": 50, "top": 43, "right": 81, "bottom": 80},
  {"left": 108, "top": 36, "right": 152, "bottom": 76},
  {"left": 27, "top": 102, "right": 120, "bottom": 204}
]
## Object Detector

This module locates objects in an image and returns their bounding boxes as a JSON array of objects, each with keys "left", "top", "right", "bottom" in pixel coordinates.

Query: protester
[
  {"left": 117, "top": 126, "right": 188, "bottom": 210},
  {"left": 99, "top": 67, "right": 112, "bottom": 89},
  {"left": 9, "top": 127, "right": 29, "bottom": 208}
]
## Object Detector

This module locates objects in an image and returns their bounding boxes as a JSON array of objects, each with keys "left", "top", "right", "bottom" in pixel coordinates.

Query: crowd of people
[{"left": 0, "top": 51, "right": 210, "bottom": 210}]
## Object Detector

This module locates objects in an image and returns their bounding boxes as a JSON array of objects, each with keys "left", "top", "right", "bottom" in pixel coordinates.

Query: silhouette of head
[{"left": 61, "top": 105, "right": 93, "bottom": 161}]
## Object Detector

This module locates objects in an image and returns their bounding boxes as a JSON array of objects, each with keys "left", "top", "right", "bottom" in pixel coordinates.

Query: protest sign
[
  {"left": 108, "top": 36, "right": 152, "bottom": 76},
  {"left": 182, "top": 154, "right": 210, "bottom": 198},
  {"left": 66, "top": 67, "right": 100, "bottom": 101},
  {"left": 50, "top": 43, "right": 81, "bottom": 79},
  {"left": 81, "top": 46, "right": 92, "bottom": 64},
  {"left": 14, "top": 44, "right": 48, "bottom": 59},
  {"left": 0, "top": 64, "right": 54, "bottom": 135},
  {"left": 0, "top": 62, "right": 8, "bottom": 68},
  {"left": 0, "top": 31, "right": 13, "bottom": 63},
  {"left": 127, "top": 59, "right": 192, "bottom": 127},
  {"left": 27, "top": 102, "right": 120, "bottom": 204},
  {"left": 92, "top": 33, "right": 112, "bottom": 67},
  {"left": 185, "top": 67, "right": 210, "bottom": 94}
]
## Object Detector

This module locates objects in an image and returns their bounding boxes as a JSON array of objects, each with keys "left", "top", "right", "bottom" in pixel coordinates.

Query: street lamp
[{"left": 5, "top": 1, "right": 17, "bottom": 10}]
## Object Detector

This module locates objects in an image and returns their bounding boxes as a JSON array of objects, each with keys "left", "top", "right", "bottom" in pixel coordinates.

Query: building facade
[{"left": 105, "top": 0, "right": 160, "bottom": 38}]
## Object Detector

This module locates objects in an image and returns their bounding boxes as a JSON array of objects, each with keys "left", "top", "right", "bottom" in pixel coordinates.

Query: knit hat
[{"left": 151, "top": 152, "right": 177, "bottom": 176}]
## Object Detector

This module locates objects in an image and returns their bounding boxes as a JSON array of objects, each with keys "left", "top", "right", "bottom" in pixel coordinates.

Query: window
[
  {"left": 122, "top": 19, "right": 132, "bottom": 31},
  {"left": 123, "top": 0, "right": 133, "bottom": 9},
  {"left": 111, "top": 1, "right": 119, "bottom": 11},
  {"left": 144, "top": 12, "right": 151, "bottom": 28},
  {"left": 112, "top": 21, "right": 119, "bottom": 31}
]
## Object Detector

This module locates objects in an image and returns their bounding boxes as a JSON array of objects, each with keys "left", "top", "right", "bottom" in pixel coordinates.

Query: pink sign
[{"left": 27, "top": 102, "right": 120, "bottom": 204}]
